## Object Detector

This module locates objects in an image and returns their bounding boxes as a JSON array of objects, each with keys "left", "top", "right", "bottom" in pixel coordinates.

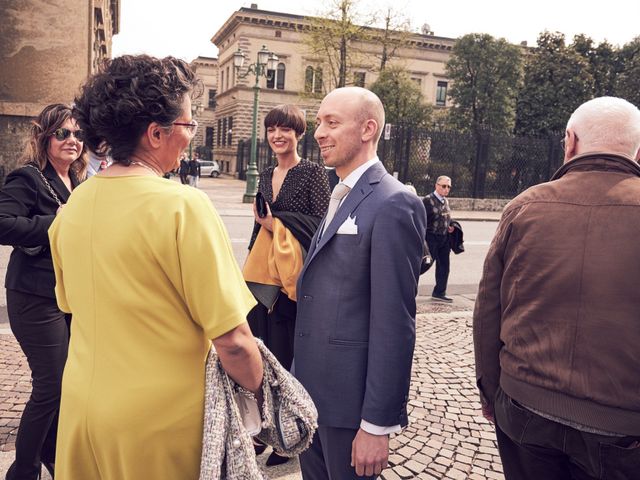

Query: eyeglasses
[
  {"left": 173, "top": 119, "right": 198, "bottom": 137},
  {"left": 52, "top": 128, "right": 85, "bottom": 142},
  {"left": 437, "top": 184, "right": 452, "bottom": 189}
]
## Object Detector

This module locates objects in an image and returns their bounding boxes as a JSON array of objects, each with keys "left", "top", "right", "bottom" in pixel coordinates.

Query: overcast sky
[{"left": 112, "top": 0, "right": 639, "bottom": 61}]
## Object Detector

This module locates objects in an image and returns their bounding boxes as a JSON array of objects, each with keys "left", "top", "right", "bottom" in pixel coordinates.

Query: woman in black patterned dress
[{"left": 245, "top": 104, "right": 330, "bottom": 465}]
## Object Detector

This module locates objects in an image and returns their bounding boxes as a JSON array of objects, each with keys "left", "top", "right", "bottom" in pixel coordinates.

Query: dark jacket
[
  {"left": 473, "top": 152, "right": 640, "bottom": 435},
  {"left": 0, "top": 162, "right": 79, "bottom": 298},
  {"left": 188, "top": 159, "right": 201, "bottom": 177},
  {"left": 449, "top": 220, "right": 464, "bottom": 254}
]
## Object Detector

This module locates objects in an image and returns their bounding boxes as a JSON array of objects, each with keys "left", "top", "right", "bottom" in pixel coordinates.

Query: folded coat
[{"left": 199, "top": 339, "right": 318, "bottom": 479}]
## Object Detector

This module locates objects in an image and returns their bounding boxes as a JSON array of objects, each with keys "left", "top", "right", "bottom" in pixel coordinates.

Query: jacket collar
[
  {"left": 551, "top": 152, "right": 640, "bottom": 181},
  {"left": 42, "top": 161, "right": 78, "bottom": 203},
  {"left": 307, "top": 161, "right": 386, "bottom": 262}
]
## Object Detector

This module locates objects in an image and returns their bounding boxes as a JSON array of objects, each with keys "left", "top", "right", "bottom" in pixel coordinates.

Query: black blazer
[{"left": 0, "top": 162, "right": 79, "bottom": 298}]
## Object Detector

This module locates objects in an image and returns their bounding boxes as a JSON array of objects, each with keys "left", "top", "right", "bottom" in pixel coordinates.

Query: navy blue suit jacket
[{"left": 294, "top": 162, "right": 427, "bottom": 429}]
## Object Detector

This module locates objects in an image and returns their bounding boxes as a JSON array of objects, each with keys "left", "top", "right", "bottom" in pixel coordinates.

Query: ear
[
  {"left": 563, "top": 129, "right": 579, "bottom": 163},
  {"left": 145, "top": 122, "right": 164, "bottom": 149},
  {"left": 361, "top": 119, "right": 378, "bottom": 143}
]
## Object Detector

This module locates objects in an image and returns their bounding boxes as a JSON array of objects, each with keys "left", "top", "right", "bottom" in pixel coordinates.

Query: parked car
[{"left": 198, "top": 160, "right": 221, "bottom": 178}]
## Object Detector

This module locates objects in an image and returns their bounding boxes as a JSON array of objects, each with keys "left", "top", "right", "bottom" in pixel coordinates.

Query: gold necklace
[{"left": 130, "top": 161, "right": 161, "bottom": 176}]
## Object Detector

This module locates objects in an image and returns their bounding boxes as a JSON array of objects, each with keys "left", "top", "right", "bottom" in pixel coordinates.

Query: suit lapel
[{"left": 306, "top": 162, "right": 387, "bottom": 265}]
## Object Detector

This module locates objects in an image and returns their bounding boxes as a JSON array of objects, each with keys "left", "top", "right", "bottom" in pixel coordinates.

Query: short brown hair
[
  {"left": 264, "top": 104, "right": 306, "bottom": 137},
  {"left": 23, "top": 103, "right": 88, "bottom": 179}
]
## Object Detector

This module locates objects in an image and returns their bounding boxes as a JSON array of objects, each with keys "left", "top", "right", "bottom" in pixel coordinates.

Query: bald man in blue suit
[{"left": 294, "top": 87, "right": 427, "bottom": 479}]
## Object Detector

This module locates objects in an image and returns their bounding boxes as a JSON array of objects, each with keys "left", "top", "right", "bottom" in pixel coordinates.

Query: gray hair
[{"left": 567, "top": 97, "right": 640, "bottom": 159}]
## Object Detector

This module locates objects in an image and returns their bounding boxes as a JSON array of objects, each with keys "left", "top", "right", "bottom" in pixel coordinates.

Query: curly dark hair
[{"left": 73, "top": 55, "right": 202, "bottom": 163}]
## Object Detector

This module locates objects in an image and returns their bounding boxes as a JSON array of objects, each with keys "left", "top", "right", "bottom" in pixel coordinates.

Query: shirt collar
[
  {"left": 340, "top": 157, "right": 380, "bottom": 190},
  {"left": 433, "top": 191, "right": 445, "bottom": 202}
]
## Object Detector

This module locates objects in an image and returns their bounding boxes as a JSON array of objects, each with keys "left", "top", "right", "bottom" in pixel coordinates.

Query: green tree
[
  {"left": 515, "top": 31, "right": 594, "bottom": 136},
  {"left": 446, "top": 33, "right": 523, "bottom": 134},
  {"left": 571, "top": 34, "right": 618, "bottom": 97},
  {"left": 369, "top": 66, "right": 432, "bottom": 126},
  {"left": 615, "top": 37, "right": 640, "bottom": 107},
  {"left": 371, "top": 7, "right": 412, "bottom": 71},
  {"left": 304, "top": 0, "right": 367, "bottom": 89}
]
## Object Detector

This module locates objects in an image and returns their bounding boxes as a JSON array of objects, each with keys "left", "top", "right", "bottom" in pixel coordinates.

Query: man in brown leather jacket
[{"left": 473, "top": 96, "right": 640, "bottom": 480}]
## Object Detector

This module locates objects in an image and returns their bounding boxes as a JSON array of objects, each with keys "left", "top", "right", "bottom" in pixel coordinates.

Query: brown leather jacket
[{"left": 474, "top": 152, "right": 640, "bottom": 435}]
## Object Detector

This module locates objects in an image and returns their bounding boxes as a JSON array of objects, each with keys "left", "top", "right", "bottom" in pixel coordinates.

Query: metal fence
[{"left": 236, "top": 126, "right": 564, "bottom": 199}]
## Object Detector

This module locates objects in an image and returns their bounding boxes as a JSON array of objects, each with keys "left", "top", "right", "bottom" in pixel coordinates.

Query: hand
[
  {"left": 351, "top": 429, "right": 389, "bottom": 477},
  {"left": 252, "top": 201, "right": 273, "bottom": 232},
  {"left": 481, "top": 404, "right": 495, "bottom": 423},
  {"left": 448, "top": 225, "right": 455, "bottom": 233}
]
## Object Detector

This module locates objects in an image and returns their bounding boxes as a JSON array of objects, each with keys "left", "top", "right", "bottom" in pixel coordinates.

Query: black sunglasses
[
  {"left": 52, "top": 128, "right": 85, "bottom": 142},
  {"left": 437, "top": 184, "right": 451, "bottom": 189}
]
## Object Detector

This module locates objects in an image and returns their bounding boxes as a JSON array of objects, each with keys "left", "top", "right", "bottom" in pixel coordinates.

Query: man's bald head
[
  {"left": 323, "top": 87, "right": 386, "bottom": 144},
  {"left": 566, "top": 97, "right": 640, "bottom": 162}
]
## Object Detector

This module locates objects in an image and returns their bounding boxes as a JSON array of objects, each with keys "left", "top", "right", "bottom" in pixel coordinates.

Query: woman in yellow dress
[{"left": 48, "top": 55, "right": 263, "bottom": 480}]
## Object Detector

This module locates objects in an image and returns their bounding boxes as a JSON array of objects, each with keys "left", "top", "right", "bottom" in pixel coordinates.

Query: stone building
[
  {"left": 208, "top": 5, "right": 455, "bottom": 175},
  {"left": 189, "top": 56, "right": 218, "bottom": 163},
  {"left": 0, "top": 0, "right": 120, "bottom": 176}
]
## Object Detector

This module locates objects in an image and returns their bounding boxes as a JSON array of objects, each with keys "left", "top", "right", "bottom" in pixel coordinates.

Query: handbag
[
  {"left": 15, "top": 165, "right": 63, "bottom": 256},
  {"left": 255, "top": 191, "right": 268, "bottom": 218}
]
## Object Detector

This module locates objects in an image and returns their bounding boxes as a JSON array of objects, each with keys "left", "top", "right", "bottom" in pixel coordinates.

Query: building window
[
  {"left": 227, "top": 117, "right": 233, "bottom": 145},
  {"left": 208, "top": 89, "right": 217, "bottom": 109},
  {"left": 275, "top": 30, "right": 282, "bottom": 38},
  {"left": 217, "top": 119, "right": 222, "bottom": 146},
  {"left": 436, "top": 81, "right": 448, "bottom": 107},
  {"left": 205, "top": 127, "right": 214, "bottom": 148},
  {"left": 304, "top": 66, "right": 323, "bottom": 94},
  {"left": 226, "top": 66, "right": 230, "bottom": 89},
  {"left": 305, "top": 66, "right": 314, "bottom": 92},
  {"left": 276, "top": 63, "right": 285, "bottom": 90},
  {"left": 222, "top": 117, "right": 227, "bottom": 146},
  {"left": 314, "top": 68, "right": 323, "bottom": 93},
  {"left": 354, "top": 72, "right": 365, "bottom": 87},
  {"left": 267, "top": 63, "right": 286, "bottom": 90},
  {"left": 411, "top": 77, "right": 422, "bottom": 88}
]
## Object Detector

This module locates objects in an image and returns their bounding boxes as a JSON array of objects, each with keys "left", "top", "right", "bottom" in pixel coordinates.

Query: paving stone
[{"left": 0, "top": 303, "right": 507, "bottom": 479}]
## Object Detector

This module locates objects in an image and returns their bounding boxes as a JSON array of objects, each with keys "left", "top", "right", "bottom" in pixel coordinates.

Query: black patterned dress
[{"left": 248, "top": 159, "right": 330, "bottom": 369}]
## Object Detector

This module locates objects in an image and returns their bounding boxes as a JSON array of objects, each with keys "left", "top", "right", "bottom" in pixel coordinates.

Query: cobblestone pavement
[
  {"left": 0, "top": 300, "right": 503, "bottom": 479},
  {"left": 0, "top": 178, "right": 503, "bottom": 478}
]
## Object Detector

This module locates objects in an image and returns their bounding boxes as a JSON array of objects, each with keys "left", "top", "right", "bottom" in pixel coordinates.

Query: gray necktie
[{"left": 322, "top": 183, "right": 351, "bottom": 236}]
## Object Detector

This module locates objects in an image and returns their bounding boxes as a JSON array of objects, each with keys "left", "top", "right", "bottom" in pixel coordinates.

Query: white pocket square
[{"left": 336, "top": 215, "right": 358, "bottom": 235}]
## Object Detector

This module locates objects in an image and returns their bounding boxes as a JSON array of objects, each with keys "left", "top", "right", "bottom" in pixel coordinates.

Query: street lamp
[
  {"left": 234, "top": 45, "right": 278, "bottom": 203},
  {"left": 189, "top": 101, "right": 204, "bottom": 159}
]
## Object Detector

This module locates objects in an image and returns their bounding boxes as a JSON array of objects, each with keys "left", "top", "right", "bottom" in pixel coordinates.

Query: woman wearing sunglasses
[
  {"left": 0, "top": 103, "right": 88, "bottom": 479},
  {"left": 47, "top": 55, "right": 263, "bottom": 480}
]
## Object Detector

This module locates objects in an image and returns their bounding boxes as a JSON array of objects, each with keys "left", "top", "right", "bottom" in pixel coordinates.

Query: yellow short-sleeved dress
[{"left": 48, "top": 175, "right": 256, "bottom": 480}]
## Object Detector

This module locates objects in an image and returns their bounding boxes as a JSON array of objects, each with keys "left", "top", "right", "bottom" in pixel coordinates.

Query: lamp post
[
  {"left": 189, "top": 101, "right": 204, "bottom": 159},
  {"left": 234, "top": 45, "right": 278, "bottom": 203}
]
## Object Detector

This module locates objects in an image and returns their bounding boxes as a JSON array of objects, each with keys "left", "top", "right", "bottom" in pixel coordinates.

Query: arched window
[
  {"left": 314, "top": 67, "right": 323, "bottom": 94},
  {"left": 267, "top": 62, "right": 286, "bottom": 90},
  {"left": 305, "top": 66, "right": 323, "bottom": 94},
  {"left": 305, "top": 66, "right": 314, "bottom": 93}
]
